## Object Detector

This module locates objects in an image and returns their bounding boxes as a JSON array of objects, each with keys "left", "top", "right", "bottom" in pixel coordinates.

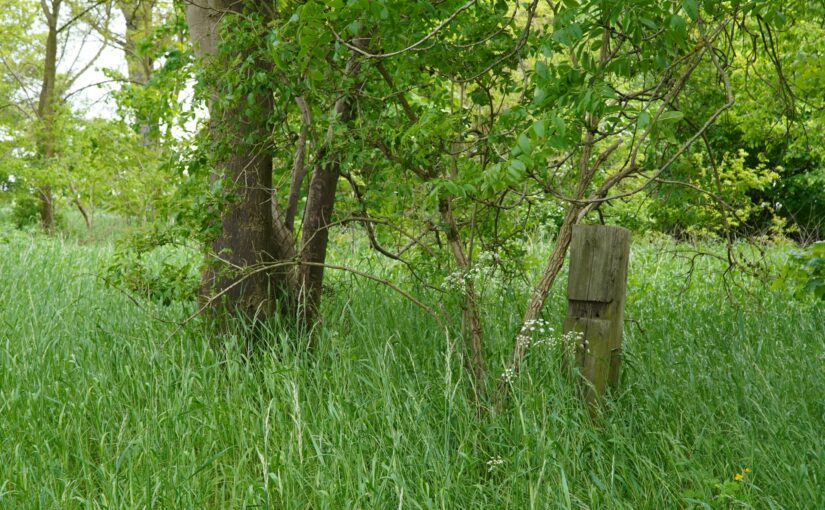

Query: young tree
[
  {"left": 282, "top": 0, "right": 792, "bottom": 399},
  {"left": 34, "top": 0, "right": 62, "bottom": 232},
  {"left": 26, "top": 0, "right": 113, "bottom": 231}
]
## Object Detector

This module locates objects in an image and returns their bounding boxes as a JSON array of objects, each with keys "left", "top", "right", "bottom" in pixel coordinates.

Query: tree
[
  {"left": 268, "top": 0, "right": 792, "bottom": 398},
  {"left": 174, "top": 0, "right": 798, "bottom": 399},
  {"left": 0, "top": 1, "right": 39, "bottom": 184},
  {"left": 35, "top": 0, "right": 62, "bottom": 232},
  {"left": 184, "top": 0, "right": 288, "bottom": 320},
  {"left": 28, "top": 0, "right": 113, "bottom": 231}
]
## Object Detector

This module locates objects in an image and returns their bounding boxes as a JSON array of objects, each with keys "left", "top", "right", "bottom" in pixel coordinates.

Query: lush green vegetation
[
  {"left": 1, "top": 220, "right": 822, "bottom": 508},
  {"left": 2, "top": 1, "right": 824, "bottom": 507}
]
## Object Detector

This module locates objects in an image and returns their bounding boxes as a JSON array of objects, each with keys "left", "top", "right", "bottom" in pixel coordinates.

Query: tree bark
[
  {"left": 69, "top": 183, "right": 92, "bottom": 231},
  {"left": 439, "top": 197, "right": 486, "bottom": 398},
  {"left": 297, "top": 56, "right": 362, "bottom": 326},
  {"left": 284, "top": 96, "right": 311, "bottom": 231},
  {"left": 37, "top": 0, "right": 61, "bottom": 234},
  {"left": 186, "top": 0, "right": 286, "bottom": 320}
]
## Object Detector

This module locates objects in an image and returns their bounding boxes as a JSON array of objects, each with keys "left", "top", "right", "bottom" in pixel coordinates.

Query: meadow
[{"left": 0, "top": 222, "right": 823, "bottom": 509}]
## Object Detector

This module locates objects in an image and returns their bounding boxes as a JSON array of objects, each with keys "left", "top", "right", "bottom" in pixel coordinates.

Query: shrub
[
  {"left": 775, "top": 241, "right": 825, "bottom": 300},
  {"left": 105, "top": 226, "right": 203, "bottom": 305},
  {"left": 10, "top": 193, "right": 41, "bottom": 229}
]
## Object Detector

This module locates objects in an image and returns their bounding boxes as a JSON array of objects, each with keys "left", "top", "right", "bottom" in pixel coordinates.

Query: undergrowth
[{"left": 0, "top": 232, "right": 822, "bottom": 509}]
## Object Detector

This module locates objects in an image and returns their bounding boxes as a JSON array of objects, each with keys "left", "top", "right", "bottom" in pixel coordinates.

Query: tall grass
[{"left": 0, "top": 231, "right": 822, "bottom": 508}]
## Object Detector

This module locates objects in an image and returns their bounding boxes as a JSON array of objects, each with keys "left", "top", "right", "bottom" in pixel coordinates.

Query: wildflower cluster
[
  {"left": 440, "top": 265, "right": 491, "bottom": 293},
  {"left": 516, "top": 319, "right": 584, "bottom": 356},
  {"left": 440, "top": 270, "right": 468, "bottom": 293},
  {"left": 502, "top": 322, "right": 587, "bottom": 384},
  {"left": 734, "top": 467, "right": 752, "bottom": 481},
  {"left": 562, "top": 330, "right": 584, "bottom": 357},
  {"left": 486, "top": 456, "right": 504, "bottom": 472},
  {"left": 440, "top": 250, "right": 521, "bottom": 294},
  {"left": 475, "top": 250, "right": 501, "bottom": 268},
  {"left": 516, "top": 318, "right": 555, "bottom": 351},
  {"left": 500, "top": 367, "right": 516, "bottom": 384}
]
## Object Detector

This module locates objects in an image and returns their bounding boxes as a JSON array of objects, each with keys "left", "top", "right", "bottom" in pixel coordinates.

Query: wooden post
[{"left": 563, "top": 224, "right": 631, "bottom": 407}]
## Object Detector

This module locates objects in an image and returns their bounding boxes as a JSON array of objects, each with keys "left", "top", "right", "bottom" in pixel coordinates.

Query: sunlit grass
[{"left": 0, "top": 231, "right": 822, "bottom": 508}]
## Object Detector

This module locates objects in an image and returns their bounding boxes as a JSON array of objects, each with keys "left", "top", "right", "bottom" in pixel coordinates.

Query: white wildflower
[{"left": 486, "top": 456, "right": 504, "bottom": 472}]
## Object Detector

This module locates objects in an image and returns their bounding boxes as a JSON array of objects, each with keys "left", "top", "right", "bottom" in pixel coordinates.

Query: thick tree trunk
[
  {"left": 37, "top": 0, "right": 60, "bottom": 234},
  {"left": 297, "top": 146, "right": 342, "bottom": 324},
  {"left": 186, "top": 0, "right": 286, "bottom": 320},
  {"left": 200, "top": 119, "right": 282, "bottom": 318}
]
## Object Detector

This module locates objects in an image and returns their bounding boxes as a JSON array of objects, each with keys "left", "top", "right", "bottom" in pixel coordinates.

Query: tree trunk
[
  {"left": 39, "top": 185, "right": 55, "bottom": 232},
  {"left": 37, "top": 0, "right": 60, "bottom": 234},
  {"left": 298, "top": 56, "right": 362, "bottom": 325},
  {"left": 284, "top": 96, "right": 311, "bottom": 231},
  {"left": 69, "top": 184, "right": 92, "bottom": 231},
  {"left": 297, "top": 146, "right": 342, "bottom": 325},
  {"left": 75, "top": 198, "right": 92, "bottom": 231},
  {"left": 186, "top": 0, "right": 286, "bottom": 320},
  {"left": 439, "top": 197, "right": 486, "bottom": 399},
  {"left": 117, "top": 0, "right": 155, "bottom": 145}
]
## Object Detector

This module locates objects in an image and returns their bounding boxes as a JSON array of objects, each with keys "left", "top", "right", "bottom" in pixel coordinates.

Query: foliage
[
  {"left": 714, "top": 6, "right": 825, "bottom": 239},
  {"left": 56, "top": 116, "right": 166, "bottom": 217},
  {"left": 2, "top": 105, "right": 176, "bottom": 230},
  {"left": 646, "top": 149, "right": 783, "bottom": 237},
  {"left": 776, "top": 241, "right": 825, "bottom": 300},
  {"left": 106, "top": 2, "right": 192, "bottom": 142},
  {"left": 8, "top": 192, "right": 67, "bottom": 230},
  {"left": 105, "top": 225, "right": 203, "bottom": 305},
  {"left": 2, "top": 6, "right": 824, "bottom": 509},
  {"left": 9, "top": 193, "right": 41, "bottom": 229}
]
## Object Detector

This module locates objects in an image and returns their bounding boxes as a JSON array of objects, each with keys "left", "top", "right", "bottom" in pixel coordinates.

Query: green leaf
[
  {"left": 309, "top": 68, "right": 324, "bottom": 83},
  {"left": 532, "top": 119, "right": 546, "bottom": 138},
  {"left": 517, "top": 133, "right": 533, "bottom": 155},
  {"left": 536, "top": 60, "right": 549, "bottom": 79},
  {"left": 569, "top": 23, "right": 583, "bottom": 41},
  {"left": 637, "top": 111, "right": 651, "bottom": 130},
  {"left": 658, "top": 110, "right": 685, "bottom": 123},
  {"left": 506, "top": 159, "right": 527, "bottom": 183},
  {"left": 640, "top": 18, "right": 658, "bottom": 29},
  {"left": 670, "top": 14, "right": 686, "bottom": 31},
  {"left": 682, "top": 0, "right": 699, "bottom": 21},
  {"left": 552, "top": 116, "right": 566, "bottom": 136}
]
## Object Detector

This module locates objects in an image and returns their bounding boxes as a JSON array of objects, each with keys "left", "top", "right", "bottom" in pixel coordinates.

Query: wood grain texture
[{"left": 564, "top": 224, "right": 631, "bottom": 408}]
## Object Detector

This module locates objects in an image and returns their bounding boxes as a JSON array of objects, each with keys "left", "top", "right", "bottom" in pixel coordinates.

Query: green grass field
[{"left": 0, "top": 230, "right": 823, "bottom": 509}]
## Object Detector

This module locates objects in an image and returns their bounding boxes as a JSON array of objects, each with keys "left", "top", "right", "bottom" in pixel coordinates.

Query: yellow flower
[
  {"left": 744, "top": 468, "right": 752, "bottom": 473},
  {"left": 734, "top": 473, "right": 744, "bottom": 481}
]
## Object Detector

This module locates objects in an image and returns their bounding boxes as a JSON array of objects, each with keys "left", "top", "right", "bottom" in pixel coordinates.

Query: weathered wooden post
[{"left": 563, "top": 224, "right": 631, "bottom": 407}]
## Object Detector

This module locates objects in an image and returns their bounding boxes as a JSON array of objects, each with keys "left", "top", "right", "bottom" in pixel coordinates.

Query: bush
[
  {"left": 105, "top": 226, "right": 203, "bottom": 305},
  {"left": 10, "top": 193, "right": 41, "bottom": 229},
  {"left": 775, "top": 241, "right": 825, "bottom": 300}
]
